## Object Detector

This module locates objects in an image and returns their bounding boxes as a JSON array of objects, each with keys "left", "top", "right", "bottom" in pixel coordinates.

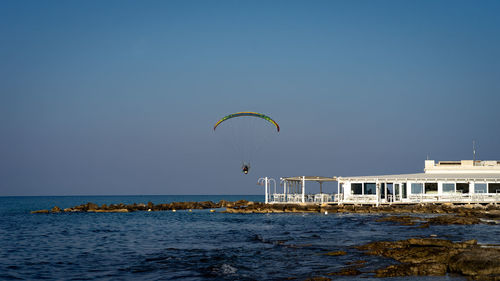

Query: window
[
  {"left": 364, "top": 183, "right": 376, "bottom": 195},
  {"left": 488, "top": 183, "right": 500, "bottom": 194},
  {"left": 442, "top": 183, "right": 455, "bottom": 193},
  {"left": 352, "top": 183, "right": 362, "bottom": 195},
  {"left": 475, "top": 183, "right": 487, "bottom": 193},
  {"left": 387, "top": 183, "right": 394, "bottom": 195},
  {"left": 425, "top": 183, "right": 438, "bottom": 194},
  {"left": 411, "top": 183, "right": 423, "bottom": 194},
  {"left": 402, "top": 183, "right": 407, "bottom": 198},
  {"left": 457, "top": 183, "right": 469, "bottom": 194}
]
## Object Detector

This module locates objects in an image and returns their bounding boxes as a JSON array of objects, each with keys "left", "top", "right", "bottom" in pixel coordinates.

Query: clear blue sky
[{"left": 1, "top": 0, "right": 499, "bottom": 195}]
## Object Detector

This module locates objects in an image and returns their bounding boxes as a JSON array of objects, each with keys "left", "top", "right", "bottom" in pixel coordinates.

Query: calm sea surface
[{"left": 1, "top": 195, "right": 498, "bottom": 280}]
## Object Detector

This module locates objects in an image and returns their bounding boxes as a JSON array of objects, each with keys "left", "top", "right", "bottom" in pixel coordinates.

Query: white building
[{"left": 266, "top": 160, "right": 500, "bottom": 205}]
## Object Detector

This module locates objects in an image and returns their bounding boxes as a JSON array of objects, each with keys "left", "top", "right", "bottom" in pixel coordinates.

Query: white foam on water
[{"left": 220, "top": 264, "right": 237, "bottom": 275}]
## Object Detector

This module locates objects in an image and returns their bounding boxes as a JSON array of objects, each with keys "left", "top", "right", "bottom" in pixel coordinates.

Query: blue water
[{"left": 1, "top": 196, "right": 498, "bottom": 280}]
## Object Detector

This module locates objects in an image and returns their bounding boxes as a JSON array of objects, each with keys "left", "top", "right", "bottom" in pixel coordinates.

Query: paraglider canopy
[{"left": 213, "top": 112, "right": 280, "bottom": 132}]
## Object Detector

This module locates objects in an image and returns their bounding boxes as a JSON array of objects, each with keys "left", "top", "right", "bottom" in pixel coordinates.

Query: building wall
[
  {"left": 341, "top": 180, "right": 500, "bottom": 197},
  {"left": 425, "top": 160, "right": 500, "bottom": 174}
]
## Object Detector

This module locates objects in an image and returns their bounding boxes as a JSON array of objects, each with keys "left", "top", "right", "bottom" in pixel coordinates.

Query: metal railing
[
  {"left": 407, "top": 193, "right": 500, "bottom": 203},
  {"left": 269, "top": 193, "right": 337, "bottom": 204},
  {"left": 268, "top": 192, "right": 500, "bottom": 204},
  {"left": 341, "top": 195, "right": 377, "bottom": 204}
]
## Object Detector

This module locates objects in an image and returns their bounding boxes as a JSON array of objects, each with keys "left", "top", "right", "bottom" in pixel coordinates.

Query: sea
[{"left": 1, "top": 195, "right": 498, "bottom": 281}]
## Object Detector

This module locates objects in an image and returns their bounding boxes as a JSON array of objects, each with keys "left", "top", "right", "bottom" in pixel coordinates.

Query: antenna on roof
[{"left": 473, "top": 140, "right": 476, "bottom": 162}]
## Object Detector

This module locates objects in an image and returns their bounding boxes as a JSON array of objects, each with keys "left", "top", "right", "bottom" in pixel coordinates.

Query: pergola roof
[
  {"left": 281, "top": 176, "right": 337, "bottom": 182},
  {"left": 337, "top": 173, "right": 500, "bottom": 182}
]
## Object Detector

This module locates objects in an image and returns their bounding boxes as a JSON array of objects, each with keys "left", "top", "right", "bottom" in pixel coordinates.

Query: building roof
[
  {"left": 425, "top": 160, "right": 500, "bottom": 174},
  {"left": 281, "top": 176, "right": 337, "bottom": 182},
  {"left": 337, "top": 173, "right": 500, "bottom": 182}
]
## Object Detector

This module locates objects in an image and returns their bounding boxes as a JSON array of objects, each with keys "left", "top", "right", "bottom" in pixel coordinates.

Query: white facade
[
  {"left": 266, "top": 160, "right": 500, "bottom": 205},
  {"left": 425, "top": 160, "right": 500, "bottom": 174},
  {"left": 338, "top": 160, "right": 500, "bottom": 205}
]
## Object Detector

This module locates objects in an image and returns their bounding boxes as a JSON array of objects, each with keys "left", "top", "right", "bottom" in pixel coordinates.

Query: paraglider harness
[{"left": 242, "top": 163, "right": 250, "bottom": 174}]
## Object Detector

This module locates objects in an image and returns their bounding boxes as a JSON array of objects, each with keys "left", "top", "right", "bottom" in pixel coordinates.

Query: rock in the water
[
  {"left": 358, "top": 238, "right": 500, "bottom": 280},
  {"left": 427, "top": 215, "right": 481, "bottom": 225},
  {"left": 305, "top": 277, "right": 331, "bottom": 281},
  {"left": 31, "top": 209, "right": 49, "bottom": 214},
  {"left": 375, "top": 215, "right": 420, "bottom": 226},
  {"left": 51, "top": 206, "right": 61, "bottom": 213},
  {"left": 345, "top": 260, "right": 367, "bottom": 266},
  {"left": 86, "top": 202, "right": 99, "bottom": 211},
  {"left": 448, "top": 248, "right": 500, "bottom": 278},
  {"left": 375, "top": 262, "right": 447, "bottom": 277},
  {"left": 323, "top": 250, "right": 347, "bottom": 256},
  {"left": 90, "top": 209, "right": 129, "bottom": 213},
  {"left": 328, "top": 267, "right": 362, "bottom": 276}
]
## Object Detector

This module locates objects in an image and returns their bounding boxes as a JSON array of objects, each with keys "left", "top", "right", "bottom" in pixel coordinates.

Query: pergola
[{"left": 279, "top": 176, "right": 338, "bottom": 203}]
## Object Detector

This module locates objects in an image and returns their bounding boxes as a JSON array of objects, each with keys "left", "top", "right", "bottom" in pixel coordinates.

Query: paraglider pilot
[{"left": 242, "top": 163, "right": 250, "bottom": 174}]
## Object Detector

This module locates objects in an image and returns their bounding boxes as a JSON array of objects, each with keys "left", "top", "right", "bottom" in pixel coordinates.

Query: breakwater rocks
[
  {"left": 224, "top": 202, "right": 500, "bottom": 222},
  {"left": 32, "top": 201, "right": 500, "bottom": 222},
  {"left": 358, "top": 238, "right": 500, "bottom": 280},
  {"left": 225, "top": 202, "right": 500, "bottom": 215},
  {"left": 30, "top": 200, "right": 251, "bottom": 214},
  {"left": 307, "top": 238, "right": 500, "bottom": 281},
  {"left": 375, "top": 214, "right": 485, "bottom": 227}
]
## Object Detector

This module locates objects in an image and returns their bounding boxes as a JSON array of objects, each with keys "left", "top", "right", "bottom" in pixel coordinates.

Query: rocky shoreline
[
  {"left": 307, "top": 238, "right": 500, "bottom": 281},
  {"left": 359, "top": 238, "right": 500, "bottom": 279},
  {"left": 308, "top": 238, "right": 500, "bottom": 281},
  {"left": 32, "top": 200, "right": 500, "bottom": 225},
  {"left": 31, "top": 199, "right": 251, "bottom": 214}
]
